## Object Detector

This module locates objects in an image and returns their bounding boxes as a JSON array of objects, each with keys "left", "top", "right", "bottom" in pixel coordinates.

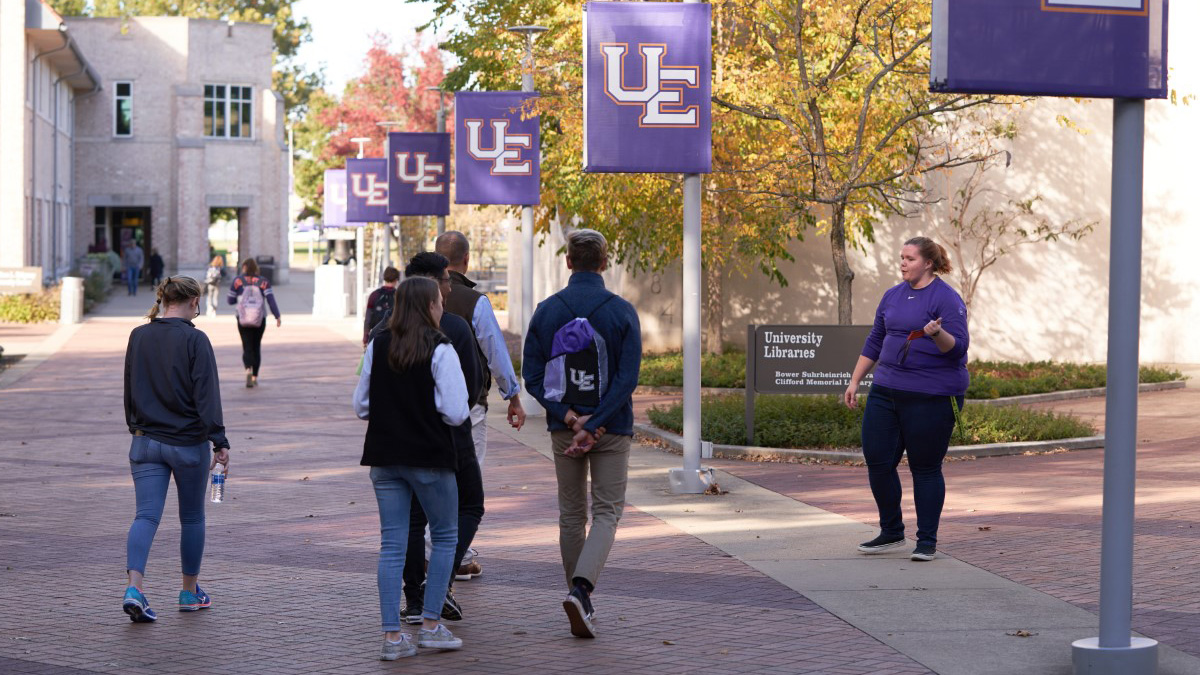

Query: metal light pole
[
  {"left": 350, "top": 137, "right": 371, "bottom": 320},
  {"left": 668, "top": 0, "right": 712, "bottom": 494},
  {"left": 1071, "top": 98, "right": 1158, "bottom": 674},
  {"left": 427, "top": 87, "right": 450, "bottom": 237},
  {"left": 377, "top": 122, "right": 405, "bottom": 272},
  {"left": 507, "top": 24, "right": 548, "bottom": 416}
]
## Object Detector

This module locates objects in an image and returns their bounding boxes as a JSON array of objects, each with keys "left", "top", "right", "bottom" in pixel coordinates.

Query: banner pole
[
  {"left": 508, "top": 25, "right": 548, "bottom": 417},
  {"left": 1071, "top": 98, "right": 1157, "bottom": 674}
]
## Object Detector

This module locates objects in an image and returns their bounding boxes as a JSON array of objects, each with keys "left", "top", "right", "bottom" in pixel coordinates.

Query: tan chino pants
[{"left": 551, "top": 431, "right": 631, "bottom": 589}]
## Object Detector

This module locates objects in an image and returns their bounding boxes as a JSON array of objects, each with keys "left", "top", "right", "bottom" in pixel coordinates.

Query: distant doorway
[
  {"left": 100, "top": 207, "right": 152, "bottom": 283},
  {"left": 208, "top": 207, "right": 240, "bottom": 274}
]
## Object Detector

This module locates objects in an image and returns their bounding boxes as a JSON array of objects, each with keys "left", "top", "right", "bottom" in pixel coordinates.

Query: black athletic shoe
[
  {"left": 440, "top": 587, "right": 463, "bottom": 621},
  {"left": 400, "top": 598, "right": 424, "bottom": 625},
  {"left": 910, "top": 545, "right": 936, "bottom": 561},
  {"left": 563, "top": 584, "right": 596, "bottom": 638},
  {"left": 857, "top": 534, "right": 906, "bottom": 554}
]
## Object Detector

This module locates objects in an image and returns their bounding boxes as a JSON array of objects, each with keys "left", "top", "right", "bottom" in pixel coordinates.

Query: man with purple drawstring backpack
[{"left": 522, "top": 229, "right": 641, "bottom": 640}]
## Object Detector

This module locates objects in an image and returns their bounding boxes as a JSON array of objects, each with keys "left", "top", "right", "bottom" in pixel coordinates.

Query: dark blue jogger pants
[{"left": 861, "top": 383, "right": 964, "bottom": 549}]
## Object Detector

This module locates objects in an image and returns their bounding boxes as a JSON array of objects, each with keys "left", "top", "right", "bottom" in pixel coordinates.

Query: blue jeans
[
  {"left": 370, "top": 465, "right": 458, "bottom": 631},
  {"left": 126, "top": 436, "right": 210, "bottom": 576},
  {"left": 126, "top": 265, "right": 141, "bottom": 295},
  {"left": 861, "top": 384, "right": 963, "bottom": 549}
]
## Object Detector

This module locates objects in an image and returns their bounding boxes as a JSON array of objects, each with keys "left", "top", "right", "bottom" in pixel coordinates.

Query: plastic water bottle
[{"left": 210, "top": 463, "right": 226, "bottom": 503}]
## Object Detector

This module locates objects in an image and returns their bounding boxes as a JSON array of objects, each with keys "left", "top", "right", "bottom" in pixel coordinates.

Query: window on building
[
  {"left": 204, "top": 84, "right": 253, "bottom": 138},
  {"left": 114, "top": 81, "right": 132, "bottom": 136}
]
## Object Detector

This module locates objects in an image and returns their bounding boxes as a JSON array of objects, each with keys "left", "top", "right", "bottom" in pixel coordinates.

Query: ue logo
[
  {"left": 570, "top": 368, "right": 596, "bottom": 392},
  {"left": 349, "top": 173, "right": 387, "bottom": 206},
  {"left": 393, "top": 152, "right": 446, "bottom": 194},
  {"left": 464, "top": 120, "right": 532, "bottom": 175},
  {"left": 601, "top": 42, "right": 699, "bottom": 127}
]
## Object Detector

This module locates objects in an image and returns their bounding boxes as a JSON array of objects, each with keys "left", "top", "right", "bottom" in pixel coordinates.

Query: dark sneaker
[
  {"left": 178, "top": 586, "right": 211, "bottom": 611},
  {"left": 440, "top": 587, "right": 463, "bottom": 621},
  {"left": 122, "top": 586, "right": 157, "bottom": 623},
  {"left": 400, "top": 600, "right": 424, "bottom": 625},
  {"left": 417, "top": 624, "right": 462, "bottom": 650},
  {"left": 455, "top": 560, "right": 482, "bottom": 581},
  {"left": 380, "top": 634, "right": 416, "bottom": 660},
  {"left": 563, "top": 585, "right": 596, "bottom": 638},
  {"left": 911, "top": 545, "right": 937, "bottom": 561},
  {"left": 857, "top": 534, "right": 906, "bottom": 554}
]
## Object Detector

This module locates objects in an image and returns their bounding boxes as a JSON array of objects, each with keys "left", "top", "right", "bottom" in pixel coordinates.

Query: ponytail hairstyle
[
  {"left": 241, "top": 258, "right": 260, "bottom": 276},
  {"left": 146, "top": 276, "right": 202, "bottom": 320},
  {"left": 904, "top": 236, "right": 953, "bottom": 275},
  {"left": 385, "top": 276, "right": 444, "bottom": 373}
]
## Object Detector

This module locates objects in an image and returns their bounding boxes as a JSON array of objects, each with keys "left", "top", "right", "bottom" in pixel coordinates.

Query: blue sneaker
[
  {"left": 178, "top": 586, "right": 211, "bottom": 611},
  {"left": 123, "top": 586, "right": 157, "bottom": 623}
]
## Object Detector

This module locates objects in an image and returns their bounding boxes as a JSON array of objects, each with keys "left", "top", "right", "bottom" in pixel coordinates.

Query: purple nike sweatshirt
[{"left": 861, "top": 277, "right": 970, "bottom": 396}]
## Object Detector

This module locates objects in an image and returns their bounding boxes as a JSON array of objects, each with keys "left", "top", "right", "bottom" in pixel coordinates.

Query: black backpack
[{"left": 367, "top": 287, "right": 395, "bottom": 336}]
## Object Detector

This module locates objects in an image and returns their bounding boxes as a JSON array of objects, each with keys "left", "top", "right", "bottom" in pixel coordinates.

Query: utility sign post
[
  {"left": 932, "top": 2, "right": 1167, "bottom": 673},
  {"left": 584, "top": 0, "right": 712, "bottom": 494}
]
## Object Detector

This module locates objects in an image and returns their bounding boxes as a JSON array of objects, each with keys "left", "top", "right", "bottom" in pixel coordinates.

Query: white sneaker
[
  {"left": 379, "top": 634, "right": 416, "bottom": 660},
  {"left": 417, "top": 623, "right": 462, "bottom": 650}
]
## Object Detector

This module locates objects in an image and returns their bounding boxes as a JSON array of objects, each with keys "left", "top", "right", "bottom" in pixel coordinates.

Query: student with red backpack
[{"left": 226, "top": 258, "right": 281, "bottom": 388}]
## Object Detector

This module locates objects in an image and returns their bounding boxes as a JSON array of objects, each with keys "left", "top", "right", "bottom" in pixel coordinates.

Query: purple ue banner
[
  {"left": 346, "top": 158, "right": 390, "bottom": 223},
  {"left": 583, "top": 2, "right": 712, "bottom": 173},
  {"left": 931, "top": 0, "right": 1167, "bottom": 99},
  {"left": 387, "top": 132, "right": 451, "bottom": 216},
  {"left": 455, "top": 92, "right": 541, "bottom": 206},
  {"left": 322, "top": 169, "right": 351, "bottom": 226}
]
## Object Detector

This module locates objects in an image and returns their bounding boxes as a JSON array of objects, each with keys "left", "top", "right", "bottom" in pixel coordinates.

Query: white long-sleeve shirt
[{"left": 354, "top": 341, "right": 470, "bottom": 427}]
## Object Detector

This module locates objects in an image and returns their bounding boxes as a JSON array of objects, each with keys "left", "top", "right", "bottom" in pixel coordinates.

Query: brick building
[{"left": 0, "top": 1, "right": 289, "bottom": 287}]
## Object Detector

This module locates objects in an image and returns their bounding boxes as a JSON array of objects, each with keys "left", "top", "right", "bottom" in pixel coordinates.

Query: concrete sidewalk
[{"left": 2, "top": 279, "right": 1198, "bottom": 673}]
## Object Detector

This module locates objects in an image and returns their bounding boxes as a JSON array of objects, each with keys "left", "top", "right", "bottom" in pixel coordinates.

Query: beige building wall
[
  {"left": 0, "top": 0, "right": 98, "bottom": 280},
  {"left": 67, "top": 16, "right": 288, "bottom": 283}
]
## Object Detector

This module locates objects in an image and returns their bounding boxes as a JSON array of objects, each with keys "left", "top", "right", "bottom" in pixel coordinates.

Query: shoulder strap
[{"left": 553, "top": 292, "right": 616, "bottom": 320}]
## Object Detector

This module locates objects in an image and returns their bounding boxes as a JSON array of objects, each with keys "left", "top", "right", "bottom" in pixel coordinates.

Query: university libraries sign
[{"left": 750, "top": 325, "right": 873, "bottom": 394}]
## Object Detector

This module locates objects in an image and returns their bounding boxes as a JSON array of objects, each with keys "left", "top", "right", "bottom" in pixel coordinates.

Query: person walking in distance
[
  {"left": 148, "top": 248, "right": 165, "bottom": 289},
  {"left": 123, "top": 239, "right": 144, "bottom": 296},
  {"left": 364, "top": 266, "right": 400, "bottom": 347},
  {"left": 122, "top": 276, "right": 230, "bottom": 622},
  {"left": 843, "top": 236, "right": 970, "bottom": 562},
  {"left": 434, "top": 231, "right": 525, "bottom": 581},
  {"left": 203, "top": 256, "right": 223, "bottom": 317},
  {"left": 354, "top": 277, "right": 469, "bottom": 659},
  {"left": 522, "top": 229, "right": 642, "bottom": 639},
  {"left": 226, "top": 258, "right": 281, "bottom": 388}
]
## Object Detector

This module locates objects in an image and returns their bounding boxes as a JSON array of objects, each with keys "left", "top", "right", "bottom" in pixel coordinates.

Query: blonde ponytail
[{"left": 145, "top": 276, "right": 202, "bottom": 320}]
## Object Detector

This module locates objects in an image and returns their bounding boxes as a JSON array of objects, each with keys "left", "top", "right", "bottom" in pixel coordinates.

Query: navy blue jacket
[{"left": 523, "top": 272, "right": 641, "bottom": 436}]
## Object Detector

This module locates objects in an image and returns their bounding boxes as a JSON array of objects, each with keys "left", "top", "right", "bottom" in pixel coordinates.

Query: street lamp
[
  {"left": 426, "top": 87, "right": 450, "bottom": 236},
  {"left": 376, "top": 122, "right": 405, "bottom": 271},
  {"left": 349, "top": 136, "right": 372, "bottom": 320},
  {"left": 506, "top": 24, "right": 548, "bottom": 417}
]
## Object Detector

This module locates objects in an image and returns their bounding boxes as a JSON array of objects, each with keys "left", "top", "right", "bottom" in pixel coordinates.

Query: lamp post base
[
  {"left": 668, "top": 467, "right": 714, "bottom": 494},
  {"left": 1072, "top": 637, "right": 1157, "bottom": 675}
]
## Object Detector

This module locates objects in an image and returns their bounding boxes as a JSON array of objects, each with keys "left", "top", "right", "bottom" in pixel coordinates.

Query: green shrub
[
  {"left": 646, "top": 393, "right": 1096, "bottom": 449},
  {"left": 83, "top": 270, "right": 109, "bottom": 313},
  {"left": 640, "top": 350, "right": 747, "bottom": 388},
  {"left": 0, "top": 286, "right": 60, "bottom": 323},
  {"left": 636, "top": 352, "right": 1183, "bottom": 396},
  {"left": 965, "top": 360, "right": 1183, "bottom": 398}
]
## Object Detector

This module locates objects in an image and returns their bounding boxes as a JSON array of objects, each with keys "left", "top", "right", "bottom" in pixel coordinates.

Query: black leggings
[
  {"left": 237, "top": 320, "right": 267, "bottom": 376},
  {"left": 404, "top": 452, "right": 485, "bottom": 600}
]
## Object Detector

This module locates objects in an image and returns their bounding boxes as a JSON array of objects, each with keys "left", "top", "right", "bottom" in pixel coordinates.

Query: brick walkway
[
  {"left": 714, "top": 388, "right": 1200, "bottom": 662},
  {"left": 0, "top": 312, "right": 931, "bottom": 674}
]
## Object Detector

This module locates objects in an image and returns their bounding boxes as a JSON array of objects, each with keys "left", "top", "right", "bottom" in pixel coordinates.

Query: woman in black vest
[{"left": 353, "top": 277, "right": 470, "bottom": 659}]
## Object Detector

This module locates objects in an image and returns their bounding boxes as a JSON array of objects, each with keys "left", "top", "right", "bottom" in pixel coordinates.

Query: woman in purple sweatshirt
[{"left": 843, "top": 237, "right": 969, "bottom": 562}]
